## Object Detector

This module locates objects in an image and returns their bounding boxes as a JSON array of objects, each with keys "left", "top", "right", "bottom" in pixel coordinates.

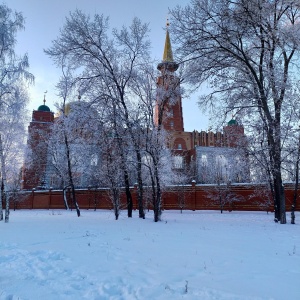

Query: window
[
  {"left": 178, "top": 143, "right": 182, "bottom": 150},
  {"left": 170, "top": 121, "right": 174, "bottom": 129},
  {"left": 50, "top": 174, "right": 60, "bottom": 188},
  {"left": 216, "top": 155, "right": 227, "bottom": 168},
  {"left": 173, "top": 156, "right": 184, "bottom": 169},
  {"left": 201, "top": 154, "right": 207, "bottom": 165}
]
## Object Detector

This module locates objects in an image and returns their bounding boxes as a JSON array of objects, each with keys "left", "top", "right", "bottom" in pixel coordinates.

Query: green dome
[
  {"left": 228, "top": 119, "right": 237, "bottom": 126},
  {"left": 37, "top": 104, "right": 50, "bottom": 112}
]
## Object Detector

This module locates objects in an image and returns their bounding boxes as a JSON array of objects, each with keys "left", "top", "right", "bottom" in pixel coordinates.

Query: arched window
[
  {"left": 201, "top": 154, "right": 207, "bottom": 165},
  {"left": 173, "top": 156, "right": 184, "bottom": 169}
]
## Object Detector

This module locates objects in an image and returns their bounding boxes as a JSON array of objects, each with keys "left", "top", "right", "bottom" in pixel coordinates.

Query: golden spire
[{"left": 162, "top": 19, "right": 173, "bottom": 62}]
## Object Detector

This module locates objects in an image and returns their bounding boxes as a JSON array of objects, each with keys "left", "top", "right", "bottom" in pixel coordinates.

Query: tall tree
[
  {"left": 0, "top": 4, "right": 33, "bottom": 222},
  {"left": 139, "top": 68, "right": 175, "bottom": 222},
  {"left": 129, "top": 65, "right": 160, "bottom": 219},
  {"left": 0, "top": 84, "right": 30, "bottom": 222},
  {"left": 281, "top": 91, "right": 300, "bottom": 224},
  {"left": 51, "top": 68, "right": 82, "bottom": 217},
  {"left": 97, "top": 125, "right": 124, "bottom": 220},
  {"left": 171, "top": 0, "right": 300, "bottom": 223},
  {"left": 45, "top": 11, "right": 151, "bottom": 218}
]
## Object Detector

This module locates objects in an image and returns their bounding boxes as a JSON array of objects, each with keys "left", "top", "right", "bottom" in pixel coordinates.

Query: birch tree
[{"left": 171, "top": 0, "right": 300, "bottom": 223}]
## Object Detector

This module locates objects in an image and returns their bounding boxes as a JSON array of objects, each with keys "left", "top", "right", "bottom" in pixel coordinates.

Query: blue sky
[{"left": 7, "top": 0, "right": 209, "bottom": 132}]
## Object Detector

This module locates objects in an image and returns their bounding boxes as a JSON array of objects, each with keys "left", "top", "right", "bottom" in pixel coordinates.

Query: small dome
[
  {"left": 37, "top": 104, "right": 50, "bottom": 112},
  {"left": 228, "top": 119, "right": 238, "bottom": 126}
]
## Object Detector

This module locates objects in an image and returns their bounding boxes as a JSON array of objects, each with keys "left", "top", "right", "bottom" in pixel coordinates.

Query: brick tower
[
  {"left": 223, "top": 118, "right": 245, "bottom": 147},
  {"left": 22, "top": 97, "right": 54, "bottom": 189},
  {"left": 155, "top": 21, "right": 184, "bottom": 132}
]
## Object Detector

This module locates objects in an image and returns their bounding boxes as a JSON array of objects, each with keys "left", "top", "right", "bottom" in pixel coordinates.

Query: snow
[{"left": 1, "top": 209, "right": 300, "bottom": 300}]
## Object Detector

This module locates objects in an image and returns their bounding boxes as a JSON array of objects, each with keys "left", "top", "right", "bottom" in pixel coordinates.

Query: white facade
[{"left": 196, "top": 146, "right": 249, "bottom": 184}]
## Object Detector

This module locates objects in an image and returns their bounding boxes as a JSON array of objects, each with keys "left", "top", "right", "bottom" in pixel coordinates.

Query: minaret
[
  {"left": 223, "top": 117, "right": 245, "bottom": 147},
  {"left": 22, "top": 95, "right": 54, "bottom": 189},
  {"left": 155, "top": 20, "right": 184, "bottom": 132}
]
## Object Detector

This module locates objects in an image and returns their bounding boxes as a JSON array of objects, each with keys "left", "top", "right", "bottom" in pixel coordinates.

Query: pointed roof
[
  {"left": 163, "top": 29, "right": 173, "bottom": 62},
  {"left": 157, "top": 19, "right": 178, "bottom": 72}
]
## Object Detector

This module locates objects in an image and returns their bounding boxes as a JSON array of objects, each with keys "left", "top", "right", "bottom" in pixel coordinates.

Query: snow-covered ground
[{"left": 1, "top": 209, "right": 299, "bottom": 300}]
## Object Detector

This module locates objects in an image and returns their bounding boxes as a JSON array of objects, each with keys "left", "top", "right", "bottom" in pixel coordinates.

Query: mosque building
[{"left": 22, "top": 25, "right": 249, "bottom": 190}]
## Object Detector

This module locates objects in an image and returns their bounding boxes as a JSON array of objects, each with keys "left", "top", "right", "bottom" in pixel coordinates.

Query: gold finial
[
  {"left": 163, "top": 18, "right": 173, "bottom": 62},
  {"left": 43, "top": 91, "right": 47, "bottom": 105}
]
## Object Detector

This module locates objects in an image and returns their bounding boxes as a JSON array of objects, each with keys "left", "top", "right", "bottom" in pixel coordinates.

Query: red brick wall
[{"left": 7, "top": 184, "right": 300, "bottom": 212}]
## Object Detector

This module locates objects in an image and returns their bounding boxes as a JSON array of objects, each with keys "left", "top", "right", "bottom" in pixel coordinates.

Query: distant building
[
  {"left": 22, "top": 25, "right": 249, "bottom": 190},
  {"left": 22, "top": 100, "right": 100, "bottom": 190},
  {"left": 155, "top": 23, "right": 249, "bottom": 182},
  {"left": 22, "top": 99, "right": 54, "bottom": 189}
]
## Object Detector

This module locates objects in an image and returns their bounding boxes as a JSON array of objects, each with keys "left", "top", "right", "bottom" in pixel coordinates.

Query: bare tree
[
  {"left": 128, "top": 65, "right": 160, "bottom": 219},
  {"left": 206, "top": 178, "right": 244, "bottom": 214},
  {"left": 45, "top": 11, "right": 151, "bottom": 218},
  {"left": 283, "top": 120, "right": 300, "bottom": 224},
  {"left": 290, "top": 130, "right": 300, "bottom": 224},
  {"left": 171, "top": 0, "right": 300, "bottom": 223},
  {"left": 97, "top": 127, "right": 124, "bottom": 220},
  {"left": 50, "top": 69, "right": 82, "bottom": 217},
  {"left": 0, "top": 84, "right": 31, "bottom": 222},
  {"left": 0, "top": 5, "right": 33, "bottom": 222},
  {"left": 131, "top": 64, "right": 179, "bottom": 222},
  {"left": 282, "top": 93, "right": 300, "bottom": 224}
]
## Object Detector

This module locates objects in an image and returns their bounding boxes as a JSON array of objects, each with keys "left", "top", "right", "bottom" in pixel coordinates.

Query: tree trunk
[
  {"left": 137, "top": 180, "right": 145, "bottom": 219},
  {"left": 291, "top": 187, "right": 298, "bottom": 225},
  {"left": 153, "top": 184, "right": 161, "bottom": 222},
  {"left": 5, "top": 188, "right": 9, "bottom": 223},
  {"left": 123, "top": 170, "right": 133, "bottom": 218},
  {"left": 136, "top": 152, "right": 145, "bottom": 219},
  {"left": 220, "top": 193, "right": 223, "bottom": 213},
  {"left": 0, "top": 135, "right": 8, "bottom": 222},
  {"left": 153, "top": 163, "right": 162, "bottom": 222},
  {"left": 113, "top": 188, "right": 120, "bottom": 220},
  {"left": 272, "top": 158, "right": 286, "bottom": 224},
  {"left": 279, "top": 183, "right": 286, "bottom": 224},
  {"left": 63, "top": 187, "right": 70, "bottom": 210},
  {"left": 267, "top": 122, "right": 286, "bottom": 224},
  {"left": 70, "top": 184, "right": 79, "bottom": 217},
  {"left": 0, "top": 178, "right": 3, "bottom": 221},
  {"left": 291, "top": 137, "right": 300, "bottom": 224},
  {"left": 64, "top": 133, "right": 80, "bottom": 217}
]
